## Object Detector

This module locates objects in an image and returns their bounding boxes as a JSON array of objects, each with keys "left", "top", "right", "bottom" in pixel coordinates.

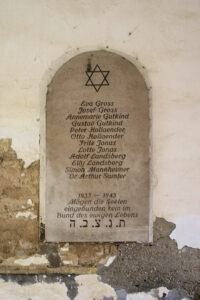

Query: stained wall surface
[
  {"left": 0, "top": 0, "right": 200, "bottom": 299},
  {"left": 1, "top": 0, "right": 200, "bottom": 248}
]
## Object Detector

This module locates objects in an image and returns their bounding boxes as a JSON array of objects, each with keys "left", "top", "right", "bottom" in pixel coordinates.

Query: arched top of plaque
[{"left": 46, "top": 50, "right": 151, "bottom": 243}]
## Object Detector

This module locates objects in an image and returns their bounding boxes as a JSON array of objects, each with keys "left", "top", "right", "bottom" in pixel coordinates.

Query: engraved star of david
[{"left": 85, "top": 64, "right": 110, "bottom": 92}]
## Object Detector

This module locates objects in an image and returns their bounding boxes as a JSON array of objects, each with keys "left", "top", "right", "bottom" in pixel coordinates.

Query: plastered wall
[
  {"left": 0, "top": 1, "right": 200, "bottom": 299},
  {"left": 1, "top": 0, "right": 200, "bottom": 248}
]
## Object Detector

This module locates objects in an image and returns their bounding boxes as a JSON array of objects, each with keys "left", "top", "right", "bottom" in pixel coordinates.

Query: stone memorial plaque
[{"left": 46, "top": 50, "right": 151, "bottom": 242}]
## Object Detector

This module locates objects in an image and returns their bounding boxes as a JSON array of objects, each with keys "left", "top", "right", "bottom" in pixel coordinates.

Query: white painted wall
[{"left": 0, "top": 0, "right": 200, "bottom": 248}]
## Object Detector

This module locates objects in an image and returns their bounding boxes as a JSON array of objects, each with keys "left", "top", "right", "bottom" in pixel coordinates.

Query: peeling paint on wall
[
  {"left": 0, "top": 138, "right": 118, "bottom": 273},
  {"left": 0, "top": 139, "right": 39, "bottom": 259},
  {"left": 0, "top": 139, "right": 200, "bottom": 298}
]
